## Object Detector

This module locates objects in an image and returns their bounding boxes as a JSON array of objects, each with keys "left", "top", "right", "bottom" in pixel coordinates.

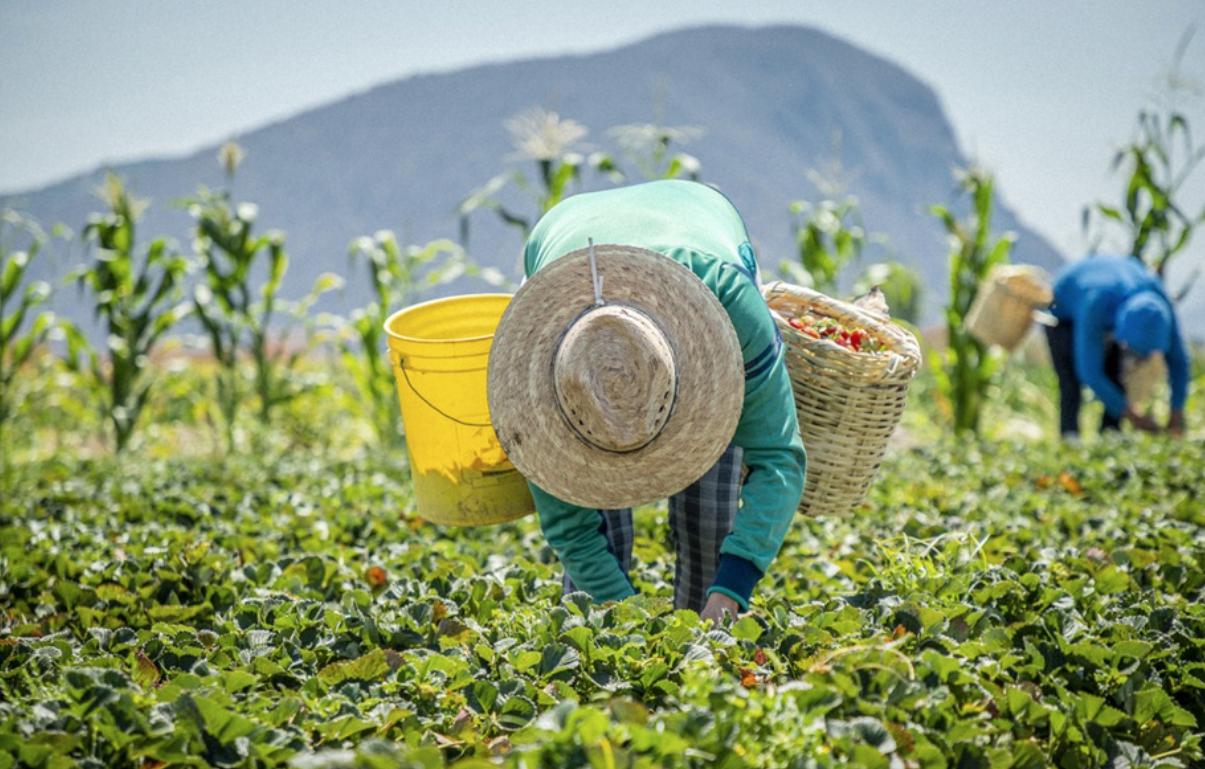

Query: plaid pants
[{"left": 562, "top": 444, "right": 744, "bottom": 611}]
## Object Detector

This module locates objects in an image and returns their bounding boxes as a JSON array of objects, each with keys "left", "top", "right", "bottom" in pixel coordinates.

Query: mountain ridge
[{"left": 4, "top": 23, "right": 1066, "bottom": 327}]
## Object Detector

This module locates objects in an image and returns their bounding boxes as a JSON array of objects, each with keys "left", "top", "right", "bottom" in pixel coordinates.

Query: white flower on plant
[
  {"left": 505, "top": 108, "right": 587, "bottom": 160},
  {"left": 608, "top": 123, "right": 703, "bottom": 154},
  {"left": 313, "top": 272, "right": 344, "bottom": 293},
  {"left": 237, "top": 203, "right": 258, "bottom": 222},
  {"left": 218, "top": 141, "right": 245, "bottom": 177},
  {"left": 351, "top": 236, "right": 375, "bottom": 255},
  {"left": 674, "top": 153, "right": 701, "bottom": 174},
  {"left": 815, "top": 209, "right": 839, "bottom": 232}
]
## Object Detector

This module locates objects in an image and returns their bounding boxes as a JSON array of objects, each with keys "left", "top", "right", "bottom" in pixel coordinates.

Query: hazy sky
[{"left": 2, "top": 0, "right": 1203, "bottom": 263}]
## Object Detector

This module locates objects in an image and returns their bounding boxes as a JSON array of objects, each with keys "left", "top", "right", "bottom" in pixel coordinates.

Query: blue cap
[{"left": 1114, "top": 291, "right": 1172, "bottom": 357}]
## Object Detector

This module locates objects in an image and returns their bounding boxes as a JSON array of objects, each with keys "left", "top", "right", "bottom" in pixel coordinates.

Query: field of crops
[{"left": 2, "top": 430, "right": 1202, "bottom": 769}]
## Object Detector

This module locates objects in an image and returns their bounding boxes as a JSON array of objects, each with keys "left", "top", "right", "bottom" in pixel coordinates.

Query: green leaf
[
  {"left": 538, "top": 643, "right": 579, "bottom": 677},
  {"left": 510, "top": 649, "right": 542, "bottom": 673},
  {"left": 132, "top": 650, "right": 160, "bottom": 689},
  {"left": 317, "top": 648, "right": 400, "bottom": 686},
  {"left": 1, "top": 250, "right": 29, "bottom": 300},
  {"left": 189, "top": 694, "right": 258, "bottom": 743},
  {"left": 561, "top": 625, "right": 594, "bottom": 653},
  {"left": 316, "top": 714, "right": 376, "bottom": 742},
  {"left": 731, "top": 616, "right": 762, "bottom": 642},
  {"left": 222, "top": 669, "right": 258, "bottom": 693},
  {"left": 1094, "top": 566, "right": 1129, "bottom": 595},
  {"left": 1134, "top": 686, "right": 1197, "bottom": 727}
]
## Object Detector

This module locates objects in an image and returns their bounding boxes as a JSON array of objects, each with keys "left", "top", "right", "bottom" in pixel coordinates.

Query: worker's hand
[
  {"left": 1123, "top": 405, "right": 1161, "bottom": 433},
  {"left": 700, "top": 592, "right": 741, "bottom": 624},
  {"left": 1168, "top": 410, "right": 1186, "bottom": 438}
]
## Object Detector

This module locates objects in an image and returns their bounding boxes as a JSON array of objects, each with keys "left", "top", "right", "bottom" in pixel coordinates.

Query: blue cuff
[
  {"left": 707, "top": 554, "right": 763, "bottom": 610},
  {"left": 1102, "top": 391, "right": 1127, "bottom": 419}
]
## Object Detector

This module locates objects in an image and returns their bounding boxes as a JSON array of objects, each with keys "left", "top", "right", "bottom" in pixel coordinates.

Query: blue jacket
[{"left": 1051, "top": 256, "right": 1189, "bottom": 417}]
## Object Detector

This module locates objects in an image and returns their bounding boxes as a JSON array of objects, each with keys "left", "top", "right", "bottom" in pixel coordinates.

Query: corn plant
[
  {"left": 1084, "top": 35, "right": 1205, "bottom": 302},
  {"left": 780, "top": 197, "right": 866, "bottom": 295},
  {"left": 459, "top": 109, "right": 709, "bottom": 252},
  {"left": 339, "top": 232, "right": 505, "bottom": 446},
  {"left": 188, "top": 182, "right": 338, "bottom": 451},
  {"left": 64, "top": 174, "right": 190, "bottom": 453},
  {"left": 606, "top": 121, "right": 703, "bottom": 181},
  {"left": 1, "top": 212, "right": 55, "bottom": 473},
  {"left": 929, "top": 167, "right": 1015, "bottom": 435},
  {"left": 458, "top": 108, "right": 622, "bottom": 247}
]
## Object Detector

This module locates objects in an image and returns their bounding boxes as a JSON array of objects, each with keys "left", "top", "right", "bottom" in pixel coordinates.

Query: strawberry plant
[{"left": 1, "top": 429, "right": 1200, "bottom": 767}]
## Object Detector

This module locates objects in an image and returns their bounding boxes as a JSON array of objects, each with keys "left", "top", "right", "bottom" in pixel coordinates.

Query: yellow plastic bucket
[{"left": 384, "top": 294, "right": 534, "bottom": 526}]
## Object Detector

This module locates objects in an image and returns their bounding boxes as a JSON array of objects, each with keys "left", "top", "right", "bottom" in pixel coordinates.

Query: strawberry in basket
[
  {"left": 782, "top": 286, "right": 891, "bottom": 353},
  {"left": 785, "top": 314, "right": 885, "bottom": 353}
]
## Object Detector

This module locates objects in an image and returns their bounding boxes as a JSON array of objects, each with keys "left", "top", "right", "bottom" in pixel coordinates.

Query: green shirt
[{"left": 523, "top": 179, "right": 806, "bottom": 609}]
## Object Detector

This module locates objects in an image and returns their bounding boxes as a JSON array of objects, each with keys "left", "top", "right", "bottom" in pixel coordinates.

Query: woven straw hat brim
[{"left": 488, "top": 245, "right": 744, "bottom": 509}]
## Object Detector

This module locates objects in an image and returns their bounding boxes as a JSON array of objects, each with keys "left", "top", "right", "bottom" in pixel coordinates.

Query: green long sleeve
[
  {"left": 528, "top": 483, "right": 635, "bottom": 602},
  {"left": 522, "top": 179, "right": 807, "bottom": 608}
]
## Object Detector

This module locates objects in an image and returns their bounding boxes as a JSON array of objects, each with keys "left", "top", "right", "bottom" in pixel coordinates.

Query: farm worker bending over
[
  {"left": 488, "top": 180, "right": 806, "bottom": 624},
  {"left": 1045, "top": 255, "right": 1189, "bottom": 437}
]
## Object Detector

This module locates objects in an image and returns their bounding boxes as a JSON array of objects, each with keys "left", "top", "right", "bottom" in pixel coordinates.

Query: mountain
[{"left": 3, "top": 24, "right": 1064, "bottom": 328}]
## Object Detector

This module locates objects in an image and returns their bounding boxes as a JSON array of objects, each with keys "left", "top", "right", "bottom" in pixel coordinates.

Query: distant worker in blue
[{"left": 1045, "top": 255, "right": 1189, "bottom": 438}]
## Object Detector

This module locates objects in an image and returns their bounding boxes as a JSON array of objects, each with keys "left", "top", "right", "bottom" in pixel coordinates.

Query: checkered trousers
[{"left": 562, "top": 444, "right": 745, "bottom": 612}]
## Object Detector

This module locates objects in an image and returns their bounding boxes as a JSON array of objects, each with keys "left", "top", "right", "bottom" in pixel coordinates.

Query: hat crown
[
  {"left": 1115, "top": 290, "right": 1171, "bottom": 357},
  {"left": 487, "top": 243, "right": 745, "bottom": 509},
  {"left": 553, "top": 305, "right": 677, "bottom": 453}
]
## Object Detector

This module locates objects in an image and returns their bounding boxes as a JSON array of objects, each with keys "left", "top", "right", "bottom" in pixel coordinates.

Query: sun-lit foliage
[
  {"left": 0, "top": 211, "right": 55, "bottom": 475},
  {"left": 62, "top": 174, "right": 191, "bottom": 453},
  {"left": 1, "top": 430, "right": 1200, "bottom": 767},
  {"left": 929, "top": 167, "right": 1015, "bottom": 436},
  {"left": 186, "top": 149, "right": 341, "bottom": 451}
]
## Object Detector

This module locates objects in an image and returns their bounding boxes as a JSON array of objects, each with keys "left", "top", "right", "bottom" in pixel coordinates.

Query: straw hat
[{"left": 488, "top": 244, "right": 744, "bottom": 509}]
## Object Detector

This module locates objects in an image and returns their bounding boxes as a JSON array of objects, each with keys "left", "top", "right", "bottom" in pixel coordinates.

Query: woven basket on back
[
  {"left": 1123, "top": 351, "right": 1166, "bottom": 407},
  {"left": 763, "top": 281, "right": 922, "bottom": 518},
  {"left": 965, "top": 265, "right": 1053, "bottom": 351}
]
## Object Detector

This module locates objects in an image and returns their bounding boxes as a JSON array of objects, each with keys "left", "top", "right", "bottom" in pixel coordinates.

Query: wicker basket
[
  {"left": 763, "top": 281, "right": 922, "bottom": 518},
  {"left": 1123, "top": 352, "right": 1166, "bottom": 407},
  {"left": 965, "top": 265, "right": 1053, "bottom": 351}
]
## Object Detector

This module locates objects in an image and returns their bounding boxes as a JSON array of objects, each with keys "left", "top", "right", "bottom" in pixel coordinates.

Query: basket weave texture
[
  {"left": 1123, "top": 352, "right": 1166, "bottom": 406},
  {"left": 965, "top": 265, "right": 1053, "bottom": 351},
  {"left": 763, "top": 281, "right": 922, "bottom": 518}
]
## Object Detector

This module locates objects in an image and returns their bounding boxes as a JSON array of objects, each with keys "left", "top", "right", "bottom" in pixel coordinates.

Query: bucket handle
[{"left": 394, "top": 354, "right": 494, "bottom": 428}]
